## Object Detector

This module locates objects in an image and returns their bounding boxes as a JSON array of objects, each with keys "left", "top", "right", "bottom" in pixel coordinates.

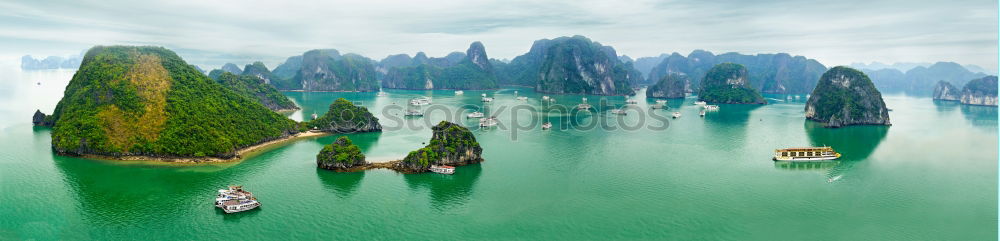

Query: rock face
[
  {"left": 805, "top": 66, "right": 891, "bottom": 127},
  {"left": 381, "top": 42, "right": 499, "bottom": 90},
  {"left": 533, "top": 36, "right": 635, "bottom": 95},
  {"left": 269, "top": 49, "right": 379, "bottom": 92},
  {"left": 214, "top": 72, "right": 299, "bottom": 111},
  {"left": 647, "top": 51, "right": 826, "bottom": 94},
  {"left": 48, "top": 46, "right": 300, "bottom": 158},
  {"left": 32, "top": 110, "right": 53, "bottom": 126},
  {"left": 316, "top": 136, "right": 367, "bottom": 171},
  {"left": 932, "top": 81, "right": 961, "bottom": 101},
  {"left": 698, "top": 63, "right": 766, "bottom": 104},
  {"left": 309, "top": 98, "right": 382, "bottom": 133},
  {"left": 646, "top": 73, "right": 688, "bottom": 99},
  {"left": 242, "top": 62, "right": 275, "bottom": 85},
  {"left": 397, "top": 121, "right": 483, "bottom": 172},
  {"left": 493, "top": 36, "right": 637, "bottom": 95},
  {"left": 959, "top": 76, "right": 998, "bottom": 106}
]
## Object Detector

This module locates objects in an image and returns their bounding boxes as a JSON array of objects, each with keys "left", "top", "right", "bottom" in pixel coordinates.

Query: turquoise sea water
[{"left": 0, "top": 67, "right": 996, "bottom": 240}]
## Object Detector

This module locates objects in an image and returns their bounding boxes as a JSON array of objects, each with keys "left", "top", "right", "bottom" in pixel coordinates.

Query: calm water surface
[{"left": 0, "top": 65, "right": 996, "bottom": 240}]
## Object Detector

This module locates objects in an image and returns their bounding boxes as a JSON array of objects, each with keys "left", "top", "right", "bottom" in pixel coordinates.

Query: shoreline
[{"left": 75, "top": 131, "right": 332, "bottom": 164}]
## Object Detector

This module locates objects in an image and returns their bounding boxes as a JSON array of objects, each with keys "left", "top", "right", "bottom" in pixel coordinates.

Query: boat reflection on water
[
  {"left": 775, "top": 121, "right": 890, "bottom": 181},
  {"left": 403, "top": 164, "right": 482, "bottom": 211}
]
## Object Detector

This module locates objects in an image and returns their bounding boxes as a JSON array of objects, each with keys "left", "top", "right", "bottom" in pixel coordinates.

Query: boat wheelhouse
[
  {"left": 429, "top": 165, "right": 455, "bottom": 175},
  {"left": 773, "top": 146, "right": 841, "bottom": 162},
  {"left": 409, "top": 97, "right": 431, "bottom": 106},
  {"left": 214, "top": 185, "right": 260, "bottom": 213}
]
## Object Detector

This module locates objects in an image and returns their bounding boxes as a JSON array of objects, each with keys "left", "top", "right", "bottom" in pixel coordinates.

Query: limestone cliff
[{"left": 804, "top": 66, "right": 891, "bottom": 127}]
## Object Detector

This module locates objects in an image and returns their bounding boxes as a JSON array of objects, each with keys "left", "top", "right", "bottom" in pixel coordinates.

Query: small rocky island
[
  {"left": 308, "top": 98, "right": 382, "bottom": 133},
  {"left": 646, "top": 73, "right": 688, "bottom": 99},
  {"left": 933, "top": 81, "right": 961, "bottom": 101},
  {"left": 698, "top": 63, "right": 766, "bottom": 104},
  {"left": 959, "top": 76, "right": 998, "bottom": 106},
  {"left": 316, "top": 136, "right": 367, "bottom": 171},
  {"left": 396, "top": 121, "right": 484, "bottom": 173},
  {"left": 805, "top": 66, "right": 891, "bottom": 127},
  {"left": 32, "top": 110, "right": 53, "bottom": 126}
]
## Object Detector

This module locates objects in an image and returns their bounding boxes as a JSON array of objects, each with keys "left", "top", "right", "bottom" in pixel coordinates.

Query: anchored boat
[
  {"left": 703, "top": 105, "right": 720, "bottom": 111},
  {"left": 409, "top": 97, "right": 431, "bottom": 106},
  {"left": 429, "top": 165, "right": 455, "bottom": 175},
  {"left": 672, "top": 112, "right": 682, "bottom": 118},
  {"left": 455, "top": 90, "right": 464, "bottom": 95},
  {"left": 694, "top": 101, "right": 707, "bottom": 106},
  {"left": 611, "top": 109, "right": 627, "bottom": 115},
  {"left": 773, "top": 146, "right": 841, "bottom": 162},
  {"left": 479, "top": 117, "right": 499, "bottom": 127},
  {"left": 215, "top": 185, "right": 260, "bottom": 213},
  {"left": 467, "top": 111, "right": 485, "bottom": 118},
  {"left": 542, "top": 122, "right": 552, "bottom": 130},
  {"left": 404, "top": 110, "right": 423, "bottom": 117}
]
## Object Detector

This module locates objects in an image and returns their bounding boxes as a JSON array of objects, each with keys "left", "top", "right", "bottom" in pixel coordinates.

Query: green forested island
[
  {"left": 646, "top": 51, "right": 826, "bottom": 94},
  {"left": 316, "top": 136, "right": 367, "bottom": 171},
  {"left": 270, "top": 49, "right": 380, "bottom": 92},
  {"left": 698, "top": 63, "right": 766, "bottom": 104},
  {"left": 381, "top": 42, "right": 499, "bottom": 90},
  {"left": 805, "top": 66, "right": 891, "bottom": 127},
  {"left": 214, "top": 71, "right": 299, "bottom": 111},
  {"left": 397, "top": 121, "right": 483, "bottom": 172},
  {"left": 43, "top": 46, "right": 301, "bottom": 159},
  {"left": 646, "top": 73, "right": 688, "bottom": 99},
  {"left": 493, "top": 36, "right": 636, "bottom": 96},
  {"left": 308, "top": 98, "right": 382, "bottom": 133}
]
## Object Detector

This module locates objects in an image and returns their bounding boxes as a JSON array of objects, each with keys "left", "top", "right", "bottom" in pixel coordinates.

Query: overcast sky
[{"left": 0, "top": 0, "right": 996, "bottom": 72}]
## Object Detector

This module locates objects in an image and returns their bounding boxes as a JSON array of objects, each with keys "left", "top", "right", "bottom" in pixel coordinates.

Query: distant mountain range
[
  {"left": 859, "top": 62, "right": 989, "bottom": 95},
  {"left": 21, "top": 54, "right": 83, "bottom": 70},
  {"left": 171, "top": 35, "right": 994, "bottom": 96}
]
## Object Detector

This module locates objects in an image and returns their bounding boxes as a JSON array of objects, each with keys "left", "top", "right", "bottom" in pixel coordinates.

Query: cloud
[{"left": 0, "top": 0, "right": 995, "bottom": 72}]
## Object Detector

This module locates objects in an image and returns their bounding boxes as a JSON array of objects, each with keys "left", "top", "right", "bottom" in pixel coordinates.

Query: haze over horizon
[{"left": 1, "top": 0, "right": 996, "bottom": 72}]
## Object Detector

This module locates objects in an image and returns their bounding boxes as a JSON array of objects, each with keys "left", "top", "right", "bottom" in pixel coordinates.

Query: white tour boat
[
  {"left": 429, "top": 165, "right": 455, "bottom": 175},
  {"left": 479, "top": 117, "right": 499, "bottom": 127},
  {"left": 215, "top": 185, "right": 260, "bottom": 214},
  {"left": 376, "top": 92, "right": 387, "bottom": 97},
  {"left": 467, "top": 111, "right": 485, "bottom": 118},
  {"left": 703, "top": 105, "right": 720, "bottom": 111},
  {"left": 611, "top": 109, "right": 627, "bottom": 115},
  {"left": 455, "top": 90, "right": 464, "bottom": 95},
  {"left": 625, "top": 98, "right": 638, "bottom": 104},
  {"left": 699, "top": 110, "right": 706, "bottom": 117},
  {"left": 650, "top": 104, "right": 666, "bottom": 109},
  {"left": 655, "top": 99, "right": 668, "bottom": 104},
  {"left": 694, "top": 101, "right": 707, "bottom": 106},
  {"left": 409, "top": 97, "right": 431, "bottom": 106},
  {"left": 672, "top": 112, "right": 682, "bottom": 118},
  {"left": 773, "top": 146, "right": 841, "bottom": 162},
  {"left": 404, "top": 110, "right": 423, "bottom": 117},
  {"left": 516, "top": 96, "right": 528, "bottom": 101},
  {"left": 542, "top": 122, "right": 552, "bottom": 130}
]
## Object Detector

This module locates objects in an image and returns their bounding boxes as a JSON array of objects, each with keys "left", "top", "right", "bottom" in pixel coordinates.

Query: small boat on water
[
  {"left": 429, "top": 165, "right": 455, "bottom": 175},
  {"left": 655, "top": 99, "right": 668, "bottom": 104},
  {"left": 311, "top": 113, "right": 319, "bottom": 120},
  {"left": 694, "top": 101, "right": 707, "bottom": 106},
  {"left": 455, "top": 90, "right": 464, "bottom": 95},
  {"left": 703, "top": 105, "right": 720, "bottom": 111},
  {"left": 215, "top": 185, "right": 260, "bottom": 213},
  {"left": 479, "top": 117, "right": 499, "bottom": 127},
  {"left": 404, "top": 110, "right": 423, "bottom": 117},
  {"left": 481, "top": 94, "right": 494, "bottom": 102},
  {"left": 576, "top": 103, "right": 592, "bottom": 111},
  {"left": 611, "top": 109, "right": 627, "bottom": 115},
  {"left": 409, "top": 97, "right": 431, "bottom": 106},
  {"left": 376, "top": 92, "right": 387, "bottom": 97},
  {"left": 650, "top": 104, "right": 666, "bottom": 109},
  {"left": 699, "top": 110, "right": 706, "bottom": 117},
  {"left": 542, "top": 96, "right": 550, "bottom": 100},
  {"left": 672, "top": 112, "right": 682, "bottom": 118},
  {"left": 516, "top": 96, "right": 528, "bottom": 101},
  {"left": 467, "top": 111, "right": 485, "bottom": 118},
  {"left": 542, "top": 122, "right": 552, "bottom": 130},
  {"left": 773, "top": 146, "right": 841, "bottom": 162},
  {"left": 625, "top": 98, "right": 638, "bottom": 104}
]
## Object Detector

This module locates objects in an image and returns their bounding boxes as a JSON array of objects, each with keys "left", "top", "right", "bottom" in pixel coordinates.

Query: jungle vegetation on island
[{"left": 47, "top": 46, "right": 300, "bottom": 158}]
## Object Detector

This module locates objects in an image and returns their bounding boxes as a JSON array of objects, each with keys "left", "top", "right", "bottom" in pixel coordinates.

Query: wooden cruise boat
[
  {"left": 429, "top": 165, "right": 455, "bottom": 175},
  {"left": 773, "top": 146, "right": 841, "bottom": 162},
  {"left": 215, "top": 185, "right": 260, "bottom": 213}
]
